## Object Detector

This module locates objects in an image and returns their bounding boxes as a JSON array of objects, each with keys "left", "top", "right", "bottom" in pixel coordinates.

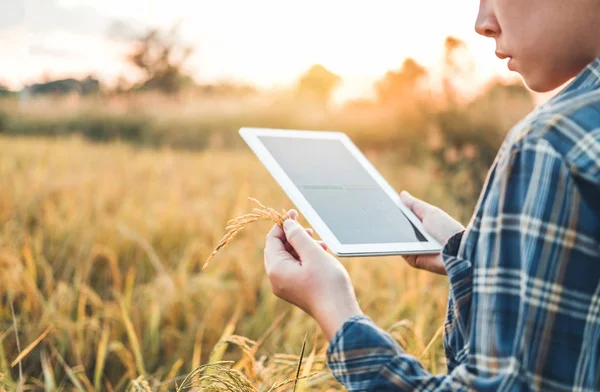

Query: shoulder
[
  {"left": 501, "top": 89, "right": 600, "bottom": 183},
  {"left": 490, "top": 91, "right": 600, "bottom": 211}
]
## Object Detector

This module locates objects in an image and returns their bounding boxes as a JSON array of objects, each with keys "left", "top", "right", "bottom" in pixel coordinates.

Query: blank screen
[{"left": 258, "top": 136, "right": 427, "bottom": 244}]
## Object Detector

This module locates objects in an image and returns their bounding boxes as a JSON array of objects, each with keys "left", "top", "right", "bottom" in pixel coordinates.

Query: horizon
[{"left": 1, "top": 0, "right": 557, "bottom": 104}]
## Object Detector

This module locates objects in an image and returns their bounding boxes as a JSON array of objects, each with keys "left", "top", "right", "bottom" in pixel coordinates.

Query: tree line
[{"left": 1, "top": 25, "right": 530, "bottom": 113}]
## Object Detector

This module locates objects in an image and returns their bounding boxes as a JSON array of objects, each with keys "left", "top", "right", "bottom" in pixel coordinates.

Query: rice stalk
[
  {"left": 22, "top": 244, "right": 37, "bottom": 287},
  {"left": 10, "top": 325, "right": 52, "bottom": 368},
  {"left": 175, "top": 361, "right": 232, "bottom": 391},
  {"left": 0, "top": 372, "right": 10, "bottom": 392},
  {"left": 176, "top": 332, "right": 315, "bottom": 392},
  {"left": 94, "top": 321, "right": 110, "bottom": 390},
  {"left": 123, "top": 266, "right": 136, "bottom": 311},
  {"left": 292, "top": 332, "right": 307, "bottom": 392},
  {"left": 40, "top": 349, "right": 56, "bottom": 392},
  {"left": 253, "top": 311, "right": 289, "bottom": 352},
  {"left": 159, "top": 358, "right": 184, "bottom": 392},
  {"left": 419, "top": 325, "right": 444, "bottom": 360},
  {"left": 126, "top": 376, "right": 152, "bottom": 392},
  {"left": 9, "top": 295, "right": 23, "bottom": 390},
  {"left": 296, "top": 332, "right": 318, "bottom": 392},
  {"left": 205, "top": 303, "right": 242, "bottom": 379},
  {"left": 118, "top": 298, "right": 147, "bottom": 376},
  {"left": 107, "top": 341, "right": 137, "bottom": 386},
  {"left": 202, "top": 197, "right": 289, "bottom": 270},
  {"left": 191, "top": 324, "right": 204, "bottom": 374},
  {"left": 266, "top": 373, "right": 319, "bottom": 392},
  {"left": 176, "top": 361, "right": 257, "bottom": 392},
  {"left": 228, "top": 335, "right": 261, "bottom": 384},
  {"left": 0, "top": 371, "right": 11, "bottom": 392},
  {"left": 0, "top": 329, "right": 15, "bottom": 388},
  {"left": 48, "top": 344, "right": 87, "bottom": 392},
  {"left": 187, "top": 323, "right": 205, "bottom": 386},
  {"left": 118, "top": 223, "right": 168, "bottom": 276}
]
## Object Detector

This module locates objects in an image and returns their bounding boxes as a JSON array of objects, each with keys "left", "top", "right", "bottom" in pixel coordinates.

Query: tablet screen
[{"left": 258, "top": 136, "right": 427, "bottom": 244}]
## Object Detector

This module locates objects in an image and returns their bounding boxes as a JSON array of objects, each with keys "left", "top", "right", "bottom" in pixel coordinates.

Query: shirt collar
[
  {"left": 566, "top": 56, "right": 600, "bottom": 92},
  {"left": 547, "top": 56, "right": 600, "bottom": 106}
]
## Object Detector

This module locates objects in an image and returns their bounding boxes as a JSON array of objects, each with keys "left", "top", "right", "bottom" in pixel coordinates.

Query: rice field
[{"left": 0, "top": 134, "right": 459, "bottom": 391}]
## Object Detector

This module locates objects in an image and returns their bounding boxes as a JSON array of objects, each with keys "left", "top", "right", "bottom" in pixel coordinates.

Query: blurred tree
[
  {"left": 295, "top": 64, "right": 341, "bottom": 109},
  {"left": 375, "top": 58, "right": 428, "bottom": 106},
  {"left": 112, "top": 75, "right": 133, "bottom": 95},
  {"left": 466, "top": 80, "right": 534, "bottom": 156},
  {"left": 24, "top": 76, "right": 100, "bottom": 96},
  {"left": 126, "top": 24, "right": 195, "bottom": 94},
  {"left": 433, "top": 79, "right": 533, "bottom": 210},
  {"left": 0, "top": 82, "right": 12, "bottom": 97},
  {"left": 196, "top": 82, "right": 257, "bottom": 97},
  {"left": 444, "top": 36, "right": 465, "bottom": 59},
  {"left": 442, "top": 36, "right": 475, "bottom": 104},
  {"left": 480, "top": 80, "right": 532, "bottom": 101}
]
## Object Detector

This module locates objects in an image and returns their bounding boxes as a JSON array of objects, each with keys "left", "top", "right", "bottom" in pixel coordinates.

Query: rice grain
[{"left": 202, "top": 197, "right": 289, "bottom": 270}]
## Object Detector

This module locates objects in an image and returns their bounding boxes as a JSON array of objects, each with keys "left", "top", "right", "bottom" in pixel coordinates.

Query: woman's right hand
[{"left": 399, "top": 191, "right": 465, "bottom": 276}]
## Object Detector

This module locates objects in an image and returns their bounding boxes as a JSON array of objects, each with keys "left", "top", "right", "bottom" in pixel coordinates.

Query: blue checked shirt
[{"left": 326, "top": 57, "right": 600, "bottom": 391}]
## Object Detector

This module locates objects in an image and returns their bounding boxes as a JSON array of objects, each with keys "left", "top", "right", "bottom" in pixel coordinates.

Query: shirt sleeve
[
  {"left": 439, "top": 229, "right": 472, "bottom": 372},
  {"left": 326, "top": 136, "right": 600, "bottom": 391},
  {"left": 443, "top": 230, "right": 464, "bottom": 257}
]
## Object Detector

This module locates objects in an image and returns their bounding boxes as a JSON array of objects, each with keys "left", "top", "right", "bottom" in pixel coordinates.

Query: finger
[
  {"left": 283, "top": 219, "right": 322, "bottom": 260},
  {"left": 284, "top": 240, "right": 295, "bottom": 254},
  {"left": 403, "top": 254, "right": 446, "bottom": 275},
  {"left": 288, "top": 231, "right": 323, "bottom": 253},
  {"left": 317, "top": 241, "right": 328, "bottom": 251},
  {"left": 265, "top": 232, "right": 300, "bottom": 274},
  {"left": 403, "top": 255, "right": 419, "bottom": 269},
  {"left": 269, "top": 223, "right": 316, "bottom": 252},
  {"left": 265, "top": 224, "right": 293, "bottom": 268},
  {"left": 273, "top": 225, "right": 302, "bottom": 260},
  {"left": 400, "top": 191, "right": 434, "bottom": 221},
  {"left": 267, "top": 222, "right": 286, "bottom": 242},
  {"left": 287, "top": 209, "right": 299, "bottom": 220},
  {"left": 284, "top": 240, "right": 300, "bottom": 259}
]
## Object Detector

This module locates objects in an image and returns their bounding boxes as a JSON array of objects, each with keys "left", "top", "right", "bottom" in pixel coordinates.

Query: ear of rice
[{"left": 202, "top": 197, "right": 289, "bottom": 270}]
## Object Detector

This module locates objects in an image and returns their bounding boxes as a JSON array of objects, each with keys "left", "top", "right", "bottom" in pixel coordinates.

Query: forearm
[
  {"left": 313, "top": 296, "right": 363, "bottom": 341},
  {"left": 326, "top": 315, "right": 473, "bottom": 391}
]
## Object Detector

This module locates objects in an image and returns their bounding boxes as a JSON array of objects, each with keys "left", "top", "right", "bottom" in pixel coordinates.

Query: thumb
[
  {"left": 283, "top": 219, "right": 322, "bottom": 259},
  {"left": 400, "top": 191, "right": 433, "bottom": 221}
]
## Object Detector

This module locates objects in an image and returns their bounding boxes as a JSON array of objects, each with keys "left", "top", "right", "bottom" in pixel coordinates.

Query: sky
[{"left": 0, "top": 0, "right": 526, "bottom": 102}]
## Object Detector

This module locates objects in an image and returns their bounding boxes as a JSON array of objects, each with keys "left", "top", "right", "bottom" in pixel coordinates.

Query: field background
[{"left": 0, "top": 26, "right": 537, "bottom": 391}]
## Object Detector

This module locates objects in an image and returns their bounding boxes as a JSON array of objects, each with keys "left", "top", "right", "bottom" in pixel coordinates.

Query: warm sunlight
[
  {"left": 4, "top": 1, "right": 599, "bottom": 390},
  {"left": 1, "top": 0, "right": 517, "bottom": 101}
]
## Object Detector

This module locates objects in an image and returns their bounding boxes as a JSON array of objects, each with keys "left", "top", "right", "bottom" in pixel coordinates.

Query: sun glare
[{"left": 1, "top": 0, "right": 517, "bottom": 100}]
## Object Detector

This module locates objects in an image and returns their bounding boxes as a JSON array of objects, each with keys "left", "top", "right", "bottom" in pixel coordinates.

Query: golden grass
[
  {"left": 10, "top": 325, "right": 52, "bottom": 368},
  {"left": 0, "top": 135, "right": 457, "bottom": 391},
  {"left": 203, "top": 197, "right": 290, "bottom": 271}
]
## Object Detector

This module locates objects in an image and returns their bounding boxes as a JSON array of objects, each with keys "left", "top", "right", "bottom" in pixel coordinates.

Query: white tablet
[{"left": 239, "top": 127, "right": 442, "bottom": 257}]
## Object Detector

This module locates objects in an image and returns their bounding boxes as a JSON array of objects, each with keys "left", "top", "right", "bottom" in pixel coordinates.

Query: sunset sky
[{"left": 0, "top": 0, "right": 525, "bottom": 102}]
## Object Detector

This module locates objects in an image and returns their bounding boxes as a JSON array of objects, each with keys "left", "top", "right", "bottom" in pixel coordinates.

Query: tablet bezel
[{"left": 239, "top": 127, "right": 443, "bottom": 256}]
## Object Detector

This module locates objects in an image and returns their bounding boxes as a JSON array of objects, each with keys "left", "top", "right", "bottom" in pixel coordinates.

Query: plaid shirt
[{"left": 326, "top": 57, "right": 600, "bottom": 391}]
